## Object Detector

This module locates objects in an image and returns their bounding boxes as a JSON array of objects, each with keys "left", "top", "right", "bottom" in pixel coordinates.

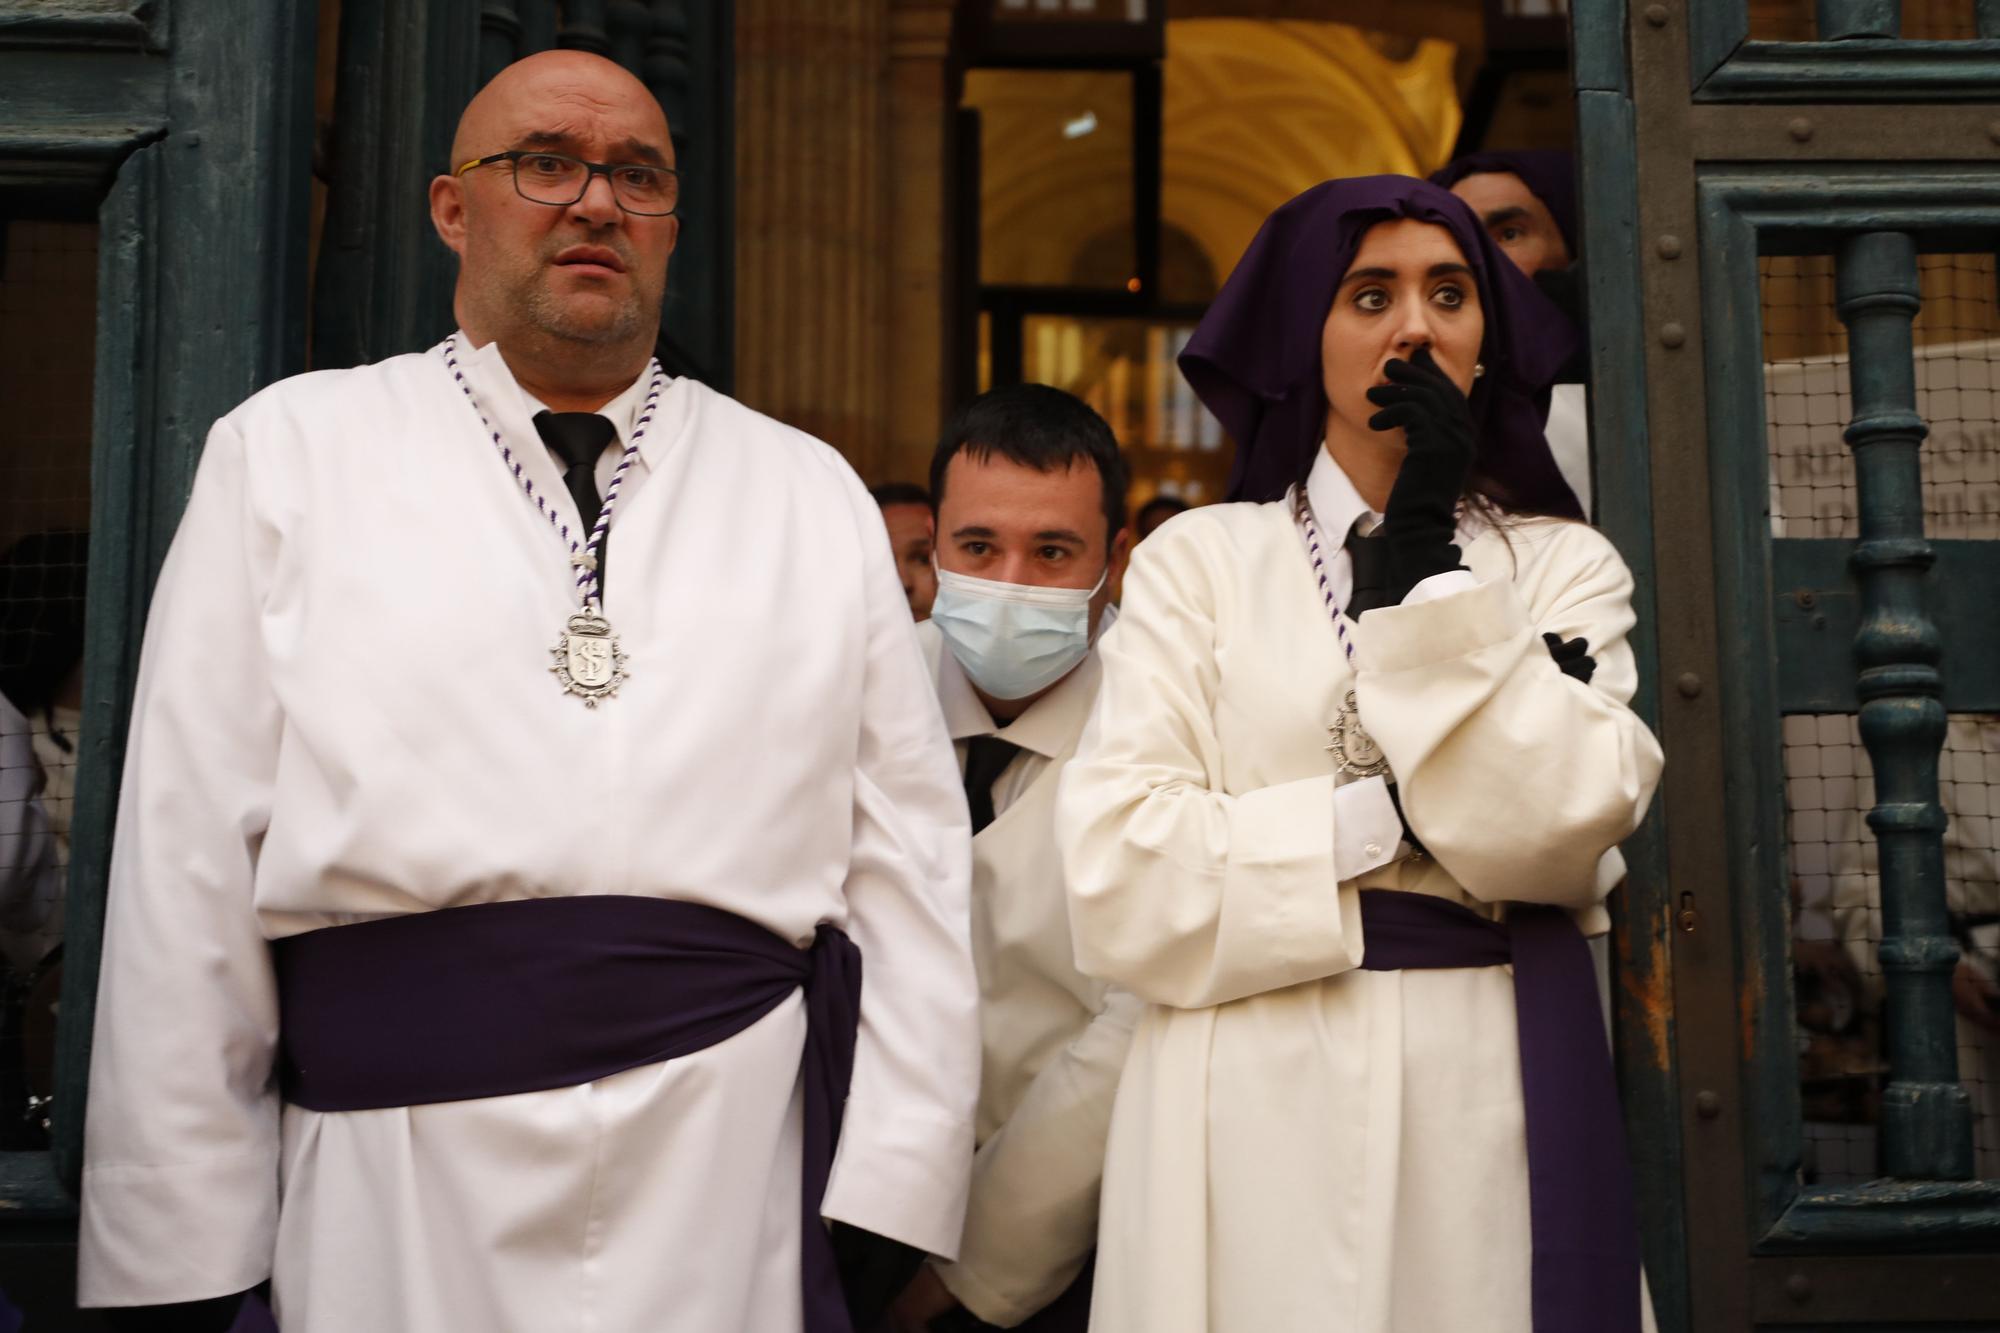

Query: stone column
[
  {"left": 734, "top": 0, "right": 890, "bottom": 477},
  {"left": 883, "top": 0, "right": 958, "bottom": 487}
]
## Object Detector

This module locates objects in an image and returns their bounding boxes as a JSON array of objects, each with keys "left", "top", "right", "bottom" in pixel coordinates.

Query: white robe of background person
[
  {"left": 1056, "top": 451, "right": 1663, "bottom": 1333},
  {"left": 1545, "top": 382, "right": 1592, "bottom": 518},
  {"left": 77, "top": 334, "right": 980, "bottom": 1333},
  {"left": 915, "top": 618, "right": 1145, "bottom": 1326}
]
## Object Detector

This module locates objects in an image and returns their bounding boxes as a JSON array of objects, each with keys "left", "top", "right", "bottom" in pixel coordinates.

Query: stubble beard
[{"left": 476, "top": 240, "right": 664, "bottom": 355}]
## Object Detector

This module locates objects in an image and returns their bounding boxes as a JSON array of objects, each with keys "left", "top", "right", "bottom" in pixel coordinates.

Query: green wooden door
[
  {"left": 1573, "top": 0, "right": 2000, "bottom": 1327},
  {"left": 0, "top": 1, "right": 316, "bottom": 1321}
]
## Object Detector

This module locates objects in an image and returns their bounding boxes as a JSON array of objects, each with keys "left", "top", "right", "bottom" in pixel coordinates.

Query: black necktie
[
  {"left": 534, "top": 410, "right": 619, "bottom": 591},
  {"left": 962, "top": 734, "right": 1022, "bottom": 835},
  {"left": 1345, "top": 519, "right": 1392, "bottom": 617}
]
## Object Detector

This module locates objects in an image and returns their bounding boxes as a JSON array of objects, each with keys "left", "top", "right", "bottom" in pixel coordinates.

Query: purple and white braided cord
[
  {"left": 1293, "top": 487, "right": 1355, "bottom": 664},
  {"left": 441, "top": 335, "right": 665, "bottom": 608}
]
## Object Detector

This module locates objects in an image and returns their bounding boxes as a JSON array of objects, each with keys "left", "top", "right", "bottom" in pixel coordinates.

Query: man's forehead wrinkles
[{"left": 504, "top": 108, "right": 670, "bottom": 162}]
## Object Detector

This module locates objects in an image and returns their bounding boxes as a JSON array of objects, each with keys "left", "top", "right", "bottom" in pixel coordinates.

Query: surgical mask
[{"left": 930, "top": 564, "right": 1108, "bottom": 700}]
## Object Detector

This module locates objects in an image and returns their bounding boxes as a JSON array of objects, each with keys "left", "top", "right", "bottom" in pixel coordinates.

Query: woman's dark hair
[
  {"left": 0, "top": 530, "right": 89, "bottom": 718},
  {"left": 930, "top": 384, "right": 1131, "bottom": 539}
]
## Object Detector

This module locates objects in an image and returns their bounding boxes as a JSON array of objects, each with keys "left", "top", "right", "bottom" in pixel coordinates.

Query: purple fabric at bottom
[
  {"left": 271, "top": 895, "right": 864, "bottom": 1333},
  {"left": 1357, "top": 889, "right": 1642, "bottom": 1333},
  {"left": 231, "top": 1291, "right": 278, "bottom": 1333}
]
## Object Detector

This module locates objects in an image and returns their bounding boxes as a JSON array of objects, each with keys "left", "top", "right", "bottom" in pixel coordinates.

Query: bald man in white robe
[{"left": 78, "top": 52, "right": 978, "bottom": 1333}]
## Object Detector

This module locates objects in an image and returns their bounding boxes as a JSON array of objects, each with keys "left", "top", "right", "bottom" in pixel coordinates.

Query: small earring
[{"left": 1472, "top": 362, "right": 1486, "bottom": 378}]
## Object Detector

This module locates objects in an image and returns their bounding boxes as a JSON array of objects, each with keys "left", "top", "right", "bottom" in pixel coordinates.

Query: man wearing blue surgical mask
[{"left": 887, "top": 385, "right": 1143, "bottom": 1333}]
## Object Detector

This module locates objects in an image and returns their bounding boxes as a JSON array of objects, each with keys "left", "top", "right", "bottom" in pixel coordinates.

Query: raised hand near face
[{"left": 1366, "top": 346, "right": 1476, "bottom": 603}]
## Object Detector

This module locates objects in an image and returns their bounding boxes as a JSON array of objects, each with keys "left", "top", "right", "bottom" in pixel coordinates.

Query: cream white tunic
[
  {"left": 1056, "top": 466, "right": 1662, "bottom": 1332},
  {"left": 78, "top": 337, "right": 980, "bottom": 1332},
  {"left": 916, "top": 618, "right": 1143, "bottom": 1326}
]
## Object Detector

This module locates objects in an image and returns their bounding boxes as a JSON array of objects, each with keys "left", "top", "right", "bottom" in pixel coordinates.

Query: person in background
[
  {"left": 0, "top": 530, "right": 86, "bottom": 976},
  {"left": 1131, "top": 493, "right": 1189, "bottom": 542},
  {"left": 872, "top": 481, "right": 940, "bottom": 621},
  {"left": 1431, "top": 149, "right": 1592, "bottom": 518},
  {"left": 887, "top": 385, "right": 1141, "bottom": 1333}
]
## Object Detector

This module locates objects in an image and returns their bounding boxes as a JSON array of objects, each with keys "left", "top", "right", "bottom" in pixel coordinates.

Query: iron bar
[{"left": 1833, "top": 229, "right": 1973, "bottom": 1182}]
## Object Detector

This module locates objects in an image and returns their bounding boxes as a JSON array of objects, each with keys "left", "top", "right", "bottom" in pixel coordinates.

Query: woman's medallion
[{"left": 1326, "top": 689, "right": 1390, "bottom": 779}]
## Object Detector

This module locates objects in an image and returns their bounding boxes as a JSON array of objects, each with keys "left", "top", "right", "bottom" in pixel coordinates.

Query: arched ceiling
[
  {"left": 967, "top": 19, "right": 1462, "bottom": 294},
  {"left": 1162, "top": 20, "right": 1460, "bottom": 280}
]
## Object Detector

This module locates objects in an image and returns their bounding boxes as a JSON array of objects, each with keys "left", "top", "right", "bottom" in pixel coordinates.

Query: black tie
[
  {"left": 1345, "top": 519, "right": 1392, "bottom": 618},
  {"left": 534, "top": 410, "right": 619, "bottom": 590},
  {"left": 962, "top": 734, "right": 1022, "bottom": 835}
]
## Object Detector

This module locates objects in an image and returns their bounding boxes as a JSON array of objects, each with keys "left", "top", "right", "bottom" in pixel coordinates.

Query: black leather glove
[
  {"left": 1368, "top": 347, "right": 1475, "bottom": 603},
  {"left": 1533, "top": 263, "right": 1591, "bottom": 382},
  {"left": 831, "top": 1220, "right": 928, "bottom": 1331},
  {"left": 103, "top": 1292, "right": 248, "bottom": 1333},
  {"left": 1543, "top": 631, "right": 1597, "bottom": 685}
]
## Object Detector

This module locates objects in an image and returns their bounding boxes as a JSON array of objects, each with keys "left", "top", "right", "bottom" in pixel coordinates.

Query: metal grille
[
  {"left": 1788, "top": 714, "right": 2000, "bottom": 1183},
  {"left": 1767, "top": 250, "right": 2000, "bottom": 1183},
  {"left": 1764, "top": 254, "right": 2000, "bottom": 540},
  {"left": 0, "top": 219, "right": 96, "bottom": 1150}
]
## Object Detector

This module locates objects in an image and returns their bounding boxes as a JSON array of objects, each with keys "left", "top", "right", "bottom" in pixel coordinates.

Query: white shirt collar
[
  {"left": 1302, "top": 445, "right": 1488, "bottom": 545},
  {"left": 452, "top": 331, "right": 662, "bottom": 467},
  {"left": 1304, "top": 445, "right": 1382, "bottom": 542}
]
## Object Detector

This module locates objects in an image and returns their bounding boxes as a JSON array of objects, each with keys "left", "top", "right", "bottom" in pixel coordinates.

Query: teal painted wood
[
  {"left": 48, "top": 0, "right": 320, "bottom": 1192},
  {"left": 652, "top": 0, "right": 732, "bottom": 389},
  {"left": 1772, "top": 540, "right": 2000, "bottom": 714},
  {"left": 1692, "top": 167, "right": 2000, "bottom": 1252},
  {"left": 0, "top": 1153, "right": 78, "bottom": 1221},
  {"left": 1695, "top": 39, "right": 2000, "bottom": 101},
  {"left": 0, "top": 49, "right": 167, "bottom": 168},
  {"left": 1816, "top": 0, "right": 1899, "bottom": 38},
  {"left": 482, "top": 0, "right": 525, "bottom": 78},
  {"left": 1765, "top": 1178, "right": 2000, "bottom": 1249},
  {"left": 57, "top": 139, "right": 164, "bottom": 1200},
  {"left": 1688, "top": 0, "right": 1750, "bottom": 89},
  {"left": 1577, "top": 73, "right": 1691, "bottom": 1333},
  {"left": 0, "top": 1, "right": 161, "bottom": 51},
  {"left": 1701, "top": 166, "right": 2000, "bottom": 248},
  {"left": 1982, "top": 0, "right": 2000, "bottom": 39},
  {"left": 1694, "top": 187, "right": 1805, "bottom": 1243},
  {"left": 1570, "top": 0, "right": 1629, "bottom": 95},
  {"left": 1833, "top": 230, "right": 1972, "bottom": 1184},
  {"left": 311, "top": 0, "right": 482, "bottom": 370},
  {"left": 559, "top": 0, "right": 612, "bottom": 54}
]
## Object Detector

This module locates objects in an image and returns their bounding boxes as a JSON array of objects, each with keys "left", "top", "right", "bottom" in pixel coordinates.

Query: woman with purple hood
[{"left": 1054, "top": 177, "right": 1662, "bottom": 1332}]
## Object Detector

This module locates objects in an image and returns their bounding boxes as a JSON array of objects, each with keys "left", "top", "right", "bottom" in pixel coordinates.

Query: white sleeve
[
  {"left": 1353, "top": 523, "right": 1663, "bottom": 909},
  {"left": 933, "top": 984, "right": 1143, "bottom": 1325},
  {"left": 1333, "top": 776, "right": 1402, "bottom": 880},
  {"left": 78, "top": 417, "right": 285, "bottom": 1307},
  {"left": 820, "top": 473, "right": 980, "bottom": 1259},
  {"left": 1403, "top": 568, "right": 1481, "bottom": 605},
  {"left": 1056, "top": 519, "right": 1370, "bottom": 1011}
]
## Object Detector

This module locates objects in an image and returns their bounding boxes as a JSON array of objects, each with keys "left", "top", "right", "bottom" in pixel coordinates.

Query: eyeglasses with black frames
[{"left": 454, "top": 150, "right": 680, "bottom": 218}]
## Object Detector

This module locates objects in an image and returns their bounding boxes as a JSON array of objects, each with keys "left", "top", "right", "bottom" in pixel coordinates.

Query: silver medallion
[
  {"left": 1325, "top": 689, "right": 1390, "bottom": 779},
  {"left": 549, "top": 607, "right": 630, "bottom": 707}
]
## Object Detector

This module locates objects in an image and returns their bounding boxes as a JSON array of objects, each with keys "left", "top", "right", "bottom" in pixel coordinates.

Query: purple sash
[
  {"left": 272, "top": 895, "right": 863, "bottom": 1333},
  {"left": 1357, "top": 890, "right": 1642, "bottom": 1333}
]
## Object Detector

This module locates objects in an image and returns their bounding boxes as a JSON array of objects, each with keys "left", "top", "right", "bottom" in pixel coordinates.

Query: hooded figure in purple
[
  {"left": 1053, "top": 174, "right": 1661, "bottom": 1333},
  {"left": 1430, "top": 150, "right": 1579, "bottom": 275},
  {"left": 1180, "top": 175, "right": 1581, "bottom": 512}
]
